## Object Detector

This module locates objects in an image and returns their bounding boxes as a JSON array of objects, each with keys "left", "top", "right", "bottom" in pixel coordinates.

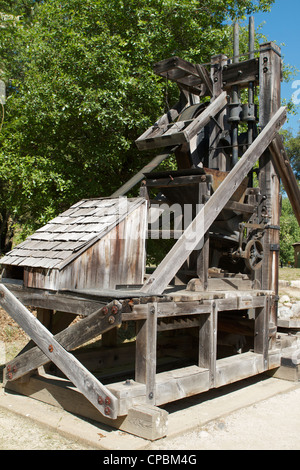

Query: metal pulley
[{"left": 244, "top": 239, "right": 264, "bottom": 271}]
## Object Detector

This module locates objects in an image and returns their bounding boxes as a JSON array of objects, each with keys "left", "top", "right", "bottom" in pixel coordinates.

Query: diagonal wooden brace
[
  {"left": 4, "top": 300, "right": 122, "bottom": 383},
  {"left": 141, "top": 106, "right": 287, "bottom": 295},
  {"left": 0, "top": 284, "right": 121, "bottom": 419}
]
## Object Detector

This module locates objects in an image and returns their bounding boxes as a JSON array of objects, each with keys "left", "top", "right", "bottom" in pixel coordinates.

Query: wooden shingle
[{"left": 1, "top": 197, "right": 146, "bottom": 271}]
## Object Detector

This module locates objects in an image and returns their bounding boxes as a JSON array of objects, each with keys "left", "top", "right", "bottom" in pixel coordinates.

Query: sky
[{"left": 252, "top": 0, "right": 300, "bottom": 134}]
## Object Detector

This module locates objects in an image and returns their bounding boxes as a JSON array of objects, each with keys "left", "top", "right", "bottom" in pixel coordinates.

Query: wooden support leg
[
  {"left": 135, "top": 302, "right": 157, "bottom": 404},
  {"left": 197, "top": 233, "right": 209, "bottom": 291},
  {"left": 0, "top": 284, "right": 120, "bottom": 419},
  {"left": 254, "top": 297, "right": 269, "bottom": 370}
]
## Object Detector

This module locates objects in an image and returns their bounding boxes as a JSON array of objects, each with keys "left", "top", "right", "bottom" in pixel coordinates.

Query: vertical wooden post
[
  {"left": 135, "top": 302, "right": 157, "bottom": 404},
  {"left": 199, "top": 301, "right": 217, "bottom": 387},
  {"left": 258, "top": 42, "right": 282, "bottom": 345},
  {"left": 254, "top": 296, "right": 269, "bottom": 370}
]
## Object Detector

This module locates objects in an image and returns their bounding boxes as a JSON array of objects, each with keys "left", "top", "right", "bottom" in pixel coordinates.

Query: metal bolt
[
  {"left": 102, "top": 307, "right": 108, "bottom": 315},
  {"left": 105, "top": 407, "right": 110, "bottom": 415},
  {"left": 6, "top": 365, "right": 11, "bottom": 372},
  {"left": 111, "top": 305, "right": 118, "bottom": 315},
  {"left": 105, "top": 396, "right": 111, "bottom": 406},
  {"left": 12, "top": 366, "right": 17, "bottom": 373},
  {"left": 149, "top": 306, "right": 155, "bottom": 315},
  {"left": 48, "top": 344, "right": 53, "bottom": 353},
  {"left": 148, "top": 392, "right": 153, "bottom": 400},
  {"left": 7, "top": 372, "right": 13, "bottom": 380},
  {"left": 108, "top": 315, "right": 115, "bottom": 324},
  {"left": 98, "top": 396, "right": 103, "bottom": 405}
]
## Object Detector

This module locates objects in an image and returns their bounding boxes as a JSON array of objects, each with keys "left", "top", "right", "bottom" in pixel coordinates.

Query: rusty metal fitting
[
  {"left": 105, "top": 396, "right": 111, "bottom": 406},
  {"left": 98, "top": 396, "right": 103, "bottom": 405},
  {"left": 104, "top": 407, "right": 110, "bottom": 415},
  {"left": 102, "top": 307, "right": 108, "bottom": 315},
  {"left": 48, "top": 344, "right": 54, "bottom": 353},
  {"left": 108, "top": 315, "right": 115, "bottom": 324},
  {"left": 6, "top": 365, "right": 11, "bottom": 372},
  {"left": 111, "top": 305, "right": 119, "bottom": 315},
  {"left": 12, "top": 366, "right": 17, "bottom": 373},
  {"left": 7, "top": 372, "right": 13, "bottom": 380}
]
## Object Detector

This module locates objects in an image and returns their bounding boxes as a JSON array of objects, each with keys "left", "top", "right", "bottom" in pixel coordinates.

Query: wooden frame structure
[{"left": 1, "top": 19, "right": 300, "bottom": 440}]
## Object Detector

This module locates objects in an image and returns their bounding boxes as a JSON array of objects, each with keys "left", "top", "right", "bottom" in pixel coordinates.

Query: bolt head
[
  {"left": 111, "top": 305, "right": 118, "bottom": 315},
  {"left": 98, "top": 396, "right": 103, "bottom": 405}
]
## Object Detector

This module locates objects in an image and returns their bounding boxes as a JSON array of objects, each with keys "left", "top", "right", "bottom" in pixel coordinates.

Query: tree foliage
[
  {"left": 0, "top": 0, "right": 276, "bottom": 250},
  {"left": 282, "top": 129, "right": 300, "bottom": 180},
  {"left": 280, "top": 197, "right": 300, "bottom": 265}
]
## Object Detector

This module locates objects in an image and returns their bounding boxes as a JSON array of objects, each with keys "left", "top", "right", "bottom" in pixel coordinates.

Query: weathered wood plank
[
  {"left": 258, "top": 42, "right": 282, "bottom": 342},
  {"left": 0, "top": 284, "right": 119, "bottom": 419},
  {"left": 4, "top": 301, "right": 122, "bottom": 383},
  {"left": 215, "top": 352, "right": 265, "bottom": 388},
  {"left": 135, "top": 91, "right": 227, "bottom": 150},
  {"left": 135, "top": 303, "right": 158, "bottom": 398},
  {"left": 140, "top": 106, "right": 287, "bottom": 295},
  {"left": 4, "top": 373, "right": 168, "bottom": 440},
  {"left": 183, "top": 91, "right": 227, "bottom": 142},
  {"left": 222, "top": 58, "right": 259, "bottom": 88},
  {"left": 2, "top": 282, "right": 106, "bottom": 315}
]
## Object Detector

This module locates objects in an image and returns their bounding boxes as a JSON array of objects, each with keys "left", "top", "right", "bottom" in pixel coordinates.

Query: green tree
[
  {"left": 282, "top": 129, "right": 300, "bottom": 180},
  {"left": 280, "top": 197, "right": 300, "bottom": 265},
  {"left": 0, "top": 0, "right": 275, "bottom": 252}
]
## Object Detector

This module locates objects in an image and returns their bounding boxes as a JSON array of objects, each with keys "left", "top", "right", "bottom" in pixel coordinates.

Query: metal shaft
[
  {"left": 231, "top": 22, "right": 240, "bottom": 167},
  {"left": 248, "top": 16, "right": 255, "bottom": 179}
]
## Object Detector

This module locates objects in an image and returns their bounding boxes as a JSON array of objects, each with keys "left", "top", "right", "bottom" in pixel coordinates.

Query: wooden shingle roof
[{"left": 1, "top": 197, "right": 146, "bottom": 270}]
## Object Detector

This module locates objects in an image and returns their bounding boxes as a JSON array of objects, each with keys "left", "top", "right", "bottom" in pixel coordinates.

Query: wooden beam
[
  {"left": 4, "top": 301, "right": 122, "bottom": 383},
  {"left": 0, "top": 284, "right": 119, "bottom": 419},
  {"left": 140, "top": 106, "right": 287, "bottom": 295},
  {"left": 135, "top": 91, "right": 227, "bottom": 151},
  {"left": 183, "top": 91, "right": 227, "bottom": 142}
]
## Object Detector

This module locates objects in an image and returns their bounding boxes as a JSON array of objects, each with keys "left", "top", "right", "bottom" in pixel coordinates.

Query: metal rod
[
  {"left": 249, "top": 16, "right": 255, "bottom": 60},
  {"left": 248, "top": 16, "right": 255, "bottom": 186},
  {"left": 231, "top": 22, "right": 240, "bottom": 167}
]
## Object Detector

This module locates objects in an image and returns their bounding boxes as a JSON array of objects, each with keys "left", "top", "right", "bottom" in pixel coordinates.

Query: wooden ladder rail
[
  {"left": 140, "top": 106, "right": 287, "bottom": 296},
  {"left": 0, "top": 284, "right": 121, "bottom": 419}
]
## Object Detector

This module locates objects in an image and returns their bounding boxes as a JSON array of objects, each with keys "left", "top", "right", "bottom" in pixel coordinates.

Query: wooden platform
[{"left": 1, "top": 281, "right": 289, "bottom": 440}]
